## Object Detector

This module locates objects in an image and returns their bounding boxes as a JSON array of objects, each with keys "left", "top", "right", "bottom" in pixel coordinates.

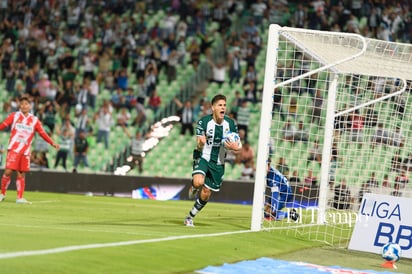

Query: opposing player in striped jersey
[
  {"left": 0, "top": 95, "right": 60, "bottom": 204},
  {"left": 184, "top": 94, "right": 242, "bottom": 226}
]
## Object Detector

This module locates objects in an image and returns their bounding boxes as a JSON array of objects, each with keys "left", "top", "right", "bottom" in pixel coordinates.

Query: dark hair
[
  {"left": 211, "top": 94, "right": 226, "bottom": 105},
  {"left": 19, "top": 95, "right": 30, "bottom": 102}
]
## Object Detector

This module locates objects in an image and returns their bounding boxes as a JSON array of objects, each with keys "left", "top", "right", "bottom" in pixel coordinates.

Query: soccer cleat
[
  {"left": 289, "top": 209, "right": 299, "bottom": 221},
  {"left": 184, "top": 216, "right": 194, "bottom": 227},
  {"left": 188, "top": 186, "right": 200, "bottom": 199},
  {"left": 0, "top": 194, "right": 5, "bottom": 202},
  {"left": 16, "top": 198, "right": 32, "bottom": 204}
]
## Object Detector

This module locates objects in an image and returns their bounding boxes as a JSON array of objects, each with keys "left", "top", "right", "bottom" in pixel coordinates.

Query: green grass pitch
[{"left": 0, "top": 191, "right": 410, "bottom": 273}]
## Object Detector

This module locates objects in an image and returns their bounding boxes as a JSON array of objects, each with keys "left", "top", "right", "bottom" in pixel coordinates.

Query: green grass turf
[{"left": 0, "top": 191, "right": 410, "bottom": 274}]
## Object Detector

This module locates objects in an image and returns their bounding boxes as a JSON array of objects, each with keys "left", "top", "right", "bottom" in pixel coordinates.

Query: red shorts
[{"left": 5, "top": 150, "right": 30, "bottom": 172}]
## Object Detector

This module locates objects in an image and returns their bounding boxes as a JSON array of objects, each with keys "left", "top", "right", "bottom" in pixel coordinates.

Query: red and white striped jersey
[{"left": 0, "top": 111, "right": 54, "bottom": 155}]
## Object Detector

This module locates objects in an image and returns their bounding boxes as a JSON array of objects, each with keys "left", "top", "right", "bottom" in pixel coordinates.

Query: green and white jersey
[{"left": 196, "top": 114, "right": 238, "bottom": 165}]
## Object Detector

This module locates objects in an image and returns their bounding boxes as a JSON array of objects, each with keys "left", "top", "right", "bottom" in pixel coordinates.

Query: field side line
[{"left": 0, "top": 229, "right": 252, "bottom": 259}]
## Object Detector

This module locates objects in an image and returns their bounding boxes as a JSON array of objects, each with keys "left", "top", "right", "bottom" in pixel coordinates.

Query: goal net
[{"left": 251, "top": 24, "right": 412, "bottom": 247}]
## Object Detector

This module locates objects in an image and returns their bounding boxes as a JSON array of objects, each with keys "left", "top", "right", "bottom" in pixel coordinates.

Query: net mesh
[{"left": 261, "top": 27, "right": 412, "bottom": 247}]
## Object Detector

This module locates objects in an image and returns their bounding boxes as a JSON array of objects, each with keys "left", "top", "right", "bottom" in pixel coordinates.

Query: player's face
[
  {"left": 212, "top": 99, "right": 226, "bottom": 122},
  {"left": 19, "top": 100, "right": 31, "bottom": 114}
]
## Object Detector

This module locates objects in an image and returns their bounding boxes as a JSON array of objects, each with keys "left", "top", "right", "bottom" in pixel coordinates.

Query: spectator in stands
[
  {"left": 390, "top": 150, "right": 403, "bottom": 173},
  {"left": 329, "top": 155, "right": 339, "bottom": 185},
  {"left": 293, "top": 121, "right": 309, "bottom": 143},
  {"left": 403, "top": 153, "right": 412, "bottom": 172},
  {"left": 40, "top": 100, "right": 59, "bottom": 134},
  {"left": 76, "top": 79, "right": 90, "bottom": 111},
  {"left": 116, "top": 68, "right": 129, "bottom": 91},
  {"left": 176, "top": 35, "right": 187, "bottom": 65},
  {"left": 333, "top": 179, "right": 353, "bottom": 210},
  {"left": 371, "top": 123, "right": 391, "bottom": 149},
  {"left": 57, "top": 116, "right": 76, "bottom": 147},
  {"left": 275, "top": 157, "right": 289, "bottom": 177},
  {"left": 124, "top": 88, "right": 137, "bottom": 112},
  {"left": 88, "top": 74, "right": 101, "bottom": 110},
  {"left": 243, "top": 81, "right": 258, "bottom": 104},
  {"left": 94, "top": 104, "right": 114, "bottom": 150},
  {"left": 236, "top": 100, "right": 251, "bottom": 142},
  {"left": 116, "top": 107, "right": 131, "bottom": 128},
  {"left": 74, "top": 107, "right": 92, "bottom": 138},
  {"left": 110, "top": 87, "right": 125, "bottom": 111},
  {"left": 228, "top": 48, "right": 242, "bottom": 87},
  {"left": 243, "top": 64, "right": 258, "bottom": 87},
  {"left": 391, "top": 126, "right": 405, "bottom": 148},
  {"left": 128, "top": 131, "right": 145, "bottom": 174},
  {"left": 304, "top": 169, "right": 318, "bottom": 186},
  {"left": 72, "top": 130, "right": 89, "bottom": 173},
  {"left": 56, "top": 80, "right": 76, "bottom": 119},
  {"left": 366, "top": 172, "right": 379, "bottom": 188},
  {"left": 167, "top": 49, "right": 178, "bottom": 84},
  {"left": 236, "top": 141, "right": 255, "bottom": 166},
  {"left": 287, "top": 97, "right": 298, "bottom": 120},
  {"left": 239, "top": 160, "right": 255, "bottom": 180},
  {"left": 229, "top": 90, "right": 243, "bottom": 119},
  {"left": 307, "top": 140, "right": 322, "bottom": 166},
  {"left": 207, "top": 58, "right": 226, "bottom": 87},
  {"left": 358, "top": 182, "right": 372, "bottom": 203},
  {"left": 281, "top": 120, "right": 296, "bottom": 143},
  {"left": 272, "top": 87, "right": 285, "bottom": 121},
  {"left": 136, "top": 75, "right": 148, "bottom": 106},
  {"left": 131, "top": 102, "right": 147, "bottom": 129},
  {"left": 382, "top": 174, "right": 390, "bottom": 188},
  {"left": 310, "top": 89, "right": 323, "bottom": 125},
  {"left": 5, "top": 60, "right": 17, "bottom": 93},
  {"left": 394, "top": 168, "right": 409, "bottom": 189},
  {"left": 391, "top": 183, "right": 402, "bottom": 197},
  {"left": 292, "top": 3, "right": 308, "bottom": 28},
  {"left": 288, "top": 170, "right": 301, "bottom": 184},
  {"left": 333, "top": 106, "right": 349, "bottom": 139},
  {"left": 174, "top": 97, "right": 195, "bottom": 136},
  {"left": 348, "top": 110, "right": 364, "bottom": 148},
  {"left": 30, "top": 151, "right": 49, "bottom": 170},
  {"left": 148, "top": 89, "right": 162, "bottom": 115},
  {"left": 364, "top": 105, "right": 378, "bottom": 128},
  {"left": 145, "top": 61, "right": 158, "bottom": 96},
  {"left": 54, "top": 129, "right": 72, "bottom": 171}
]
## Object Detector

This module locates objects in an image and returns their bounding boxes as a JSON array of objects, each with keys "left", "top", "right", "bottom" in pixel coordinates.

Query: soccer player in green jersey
[{"left": 184, "top": 94, "right": 242, "bottom": 226}]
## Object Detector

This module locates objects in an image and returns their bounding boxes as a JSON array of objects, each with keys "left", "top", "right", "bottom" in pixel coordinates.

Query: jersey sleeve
[
  {"left": 195, "top": 117, "right": 206, "bottom": 136},
  {"left": 0, "top": 113, "right": 15, "bottom": 131},
  {"left": 35, "top": 120, "right": 54, "bottom": 145}
]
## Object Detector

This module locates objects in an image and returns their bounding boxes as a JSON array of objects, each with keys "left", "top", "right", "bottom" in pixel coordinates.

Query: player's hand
[
  {"left": 197, "top": 135, "right": 206, "bottom": 150},
  {"left": 224, "top": 140, "right": 241, "bottom": 151},
  {"left": 52, "top": 143, "right": 60, "bottom": 150}
]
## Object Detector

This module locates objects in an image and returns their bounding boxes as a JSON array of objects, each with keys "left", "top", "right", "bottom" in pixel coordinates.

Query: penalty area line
[{"left": 0, "top": 229, "right": 252, "bottom": 259}]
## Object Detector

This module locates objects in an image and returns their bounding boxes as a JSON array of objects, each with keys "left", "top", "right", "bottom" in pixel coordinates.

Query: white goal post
[{"left": 251, "top": 24, "right": 412, "bottom": 247}]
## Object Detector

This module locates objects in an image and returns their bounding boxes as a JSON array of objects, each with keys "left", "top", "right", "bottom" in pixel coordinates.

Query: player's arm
[
  {"left": 0, "top": 113, "right": 14, "bottom": 131},
  {"left": 35, "top": 121, "right": 60, "bottom": 150},
  {"left": 226, "top": 121, "right": 242, "bottom": 153},
  {"left": 196, "top": 135, "right": 206, "bottom": 151},
  {"left": 225, "top": 139, "right": 242, "bottom": 153},
  {"left": 195, "top": 119, "right": 206, "bottom": 151}
]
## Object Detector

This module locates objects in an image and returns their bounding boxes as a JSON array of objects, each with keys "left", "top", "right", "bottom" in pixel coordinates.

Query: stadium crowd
[{"left": 0, "top": 0, "right": 410, "bottom": 176}]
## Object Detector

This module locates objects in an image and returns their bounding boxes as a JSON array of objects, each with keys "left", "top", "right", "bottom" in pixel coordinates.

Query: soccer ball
[
  {"left": 381, "top": 242, "right": 401, "bottom": 262},
  {"left": 225, "top": 132, "right": 240, "bottom": 144}
]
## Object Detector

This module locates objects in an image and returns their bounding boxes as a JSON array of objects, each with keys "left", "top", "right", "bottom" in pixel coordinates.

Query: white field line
[
  {"left": 0, "top": 229, "right": 251, "bottom": 259},
  {"left": 0, "top": 223, "right": 169, "bottom": 237}
]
